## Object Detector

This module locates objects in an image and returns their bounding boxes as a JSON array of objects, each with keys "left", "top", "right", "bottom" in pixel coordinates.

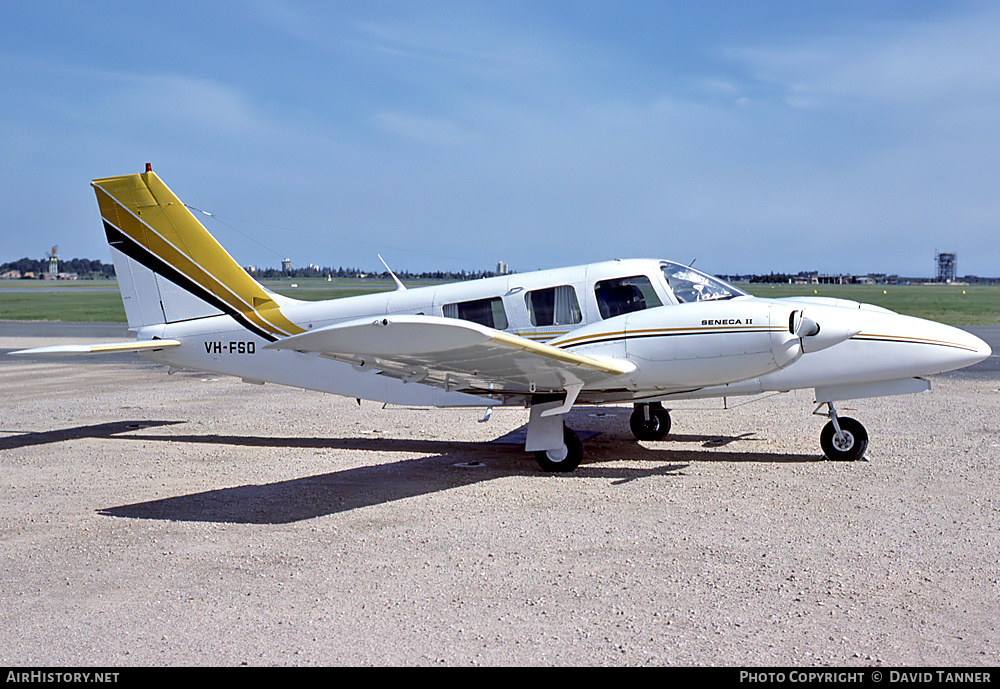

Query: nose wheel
[
  {"left": 816, "top": 403, "right": 868, "bottom": 461},
  {"left": 630, "top": 402, "right": 672, "bottom": 441}
]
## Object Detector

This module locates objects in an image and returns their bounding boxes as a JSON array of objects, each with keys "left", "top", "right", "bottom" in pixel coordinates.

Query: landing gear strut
[
  {"left": 816, "top": 402, "right": 868, "bottom": 461},
  {"left": 629, "top": 402, "right": 671, "bottom": 441},
  {"left": 526, "top": 394, "right": 585, "bottom": 472}
]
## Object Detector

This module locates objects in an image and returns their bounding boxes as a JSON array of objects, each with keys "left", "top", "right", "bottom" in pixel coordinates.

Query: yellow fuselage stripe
[{"left": 556, "top": 325, "right": 784, "bottom": 349}]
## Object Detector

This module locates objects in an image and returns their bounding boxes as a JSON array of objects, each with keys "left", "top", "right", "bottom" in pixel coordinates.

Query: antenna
[{"left": 378, "top": 254, "right": 407, "bottom": 291}]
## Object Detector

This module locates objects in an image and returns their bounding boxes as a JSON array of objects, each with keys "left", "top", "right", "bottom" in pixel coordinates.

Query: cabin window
[
  {"left": 442, "top": 297, "right": 509, "bottom": 330},
  {"left": 594, "top": 275, "right": 662, "bottom": 319},
  {"left": 525, "top": 285, "right": 582, "bottom": 327}
]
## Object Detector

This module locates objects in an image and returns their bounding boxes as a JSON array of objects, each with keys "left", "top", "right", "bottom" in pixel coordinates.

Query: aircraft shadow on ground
[
  {"left": 0, "top": 417, "right": 820, "bottom": 525},
  {"left": 87, "top": 423, "right": 821, "bottom": 525},
  {"left": 0, "top": 420, "right": 183, "bottom": 451}
]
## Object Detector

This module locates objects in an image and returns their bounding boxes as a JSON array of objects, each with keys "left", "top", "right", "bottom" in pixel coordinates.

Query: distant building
[
  {"left": 817, "top": 274, "right": 849, "bottom": 284},
  {"left": 496, "top": 261, "right": 509, "bottom": 275},
  {"left": 936, "top": 253, "right": 957, "bottom": 283},
  {"left": 281, "top": 258, "right": 292, "bottom": 273}
]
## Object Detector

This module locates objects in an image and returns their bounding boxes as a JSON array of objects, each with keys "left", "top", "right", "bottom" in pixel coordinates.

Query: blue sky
[{"left": 2, "top": 1, "right": 998, "bottom": 277}]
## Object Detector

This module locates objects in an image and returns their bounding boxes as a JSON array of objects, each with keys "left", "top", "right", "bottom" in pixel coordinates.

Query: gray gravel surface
[{"left": 1, "top": 324, "right": 998, "bottom": 666}]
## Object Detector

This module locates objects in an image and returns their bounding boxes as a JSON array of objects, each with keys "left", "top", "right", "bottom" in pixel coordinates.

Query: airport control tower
[
  {"left": 936, "top": 252, "right": 957, "bottom": 283},
  {"left": 46, "top": 246, "right": 58, "bottom": 278}
]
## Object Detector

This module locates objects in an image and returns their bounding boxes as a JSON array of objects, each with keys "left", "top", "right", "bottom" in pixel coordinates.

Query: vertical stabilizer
[{"left": 93, "top": 168, "right": 304, "bottom": 341}]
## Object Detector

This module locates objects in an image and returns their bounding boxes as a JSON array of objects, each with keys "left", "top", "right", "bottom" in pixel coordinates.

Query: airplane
[{"left": 12, "top": 166, "right": 992, "bottom": 472}]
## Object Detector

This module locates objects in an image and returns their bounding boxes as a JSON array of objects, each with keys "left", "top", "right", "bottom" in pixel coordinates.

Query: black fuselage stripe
[{"left": 105, "top": 221, "right": 277, "bottom": 342}]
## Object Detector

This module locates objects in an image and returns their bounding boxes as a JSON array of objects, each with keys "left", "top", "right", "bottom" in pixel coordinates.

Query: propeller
[
  {"left": 790, "top": 310, "right": 821, "bottom": 338},
  {"left": 788, "top": 309, "right": 861, "bottom": 354}
]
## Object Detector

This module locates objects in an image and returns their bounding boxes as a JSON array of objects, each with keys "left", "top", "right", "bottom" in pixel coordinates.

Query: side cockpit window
[
  {"left": 594, "top": 276, "right": 662, "bottom": 319},
  {"left": 660, "top": 262, "right": 747, "bottom": 303},
  {"left": 525, "top": 285, "right": 582, "bottom": 327},
  {"left": 442, "top": 296, "right": 509, "bottom": 330}
]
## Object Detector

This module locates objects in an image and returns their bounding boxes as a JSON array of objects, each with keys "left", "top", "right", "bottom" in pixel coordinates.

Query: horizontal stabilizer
[{"left": 10, "top": 340, "right": 181, "bottom": 357}]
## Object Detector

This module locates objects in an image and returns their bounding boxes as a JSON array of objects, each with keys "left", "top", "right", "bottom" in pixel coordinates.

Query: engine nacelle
[{"left": 555, "top": 301, "right": 805, "bottom": 391}]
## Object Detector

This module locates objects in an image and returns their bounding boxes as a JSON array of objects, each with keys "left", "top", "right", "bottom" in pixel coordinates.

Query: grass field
[
  {"left": 2, "top": 278, "right": 999, "bottom": 325},
  {"left": 742, "top": 283, "right": 1000, "bottom": 325},
  {"left": 0, "top": 278, "right": 409, "bottom": 323}
]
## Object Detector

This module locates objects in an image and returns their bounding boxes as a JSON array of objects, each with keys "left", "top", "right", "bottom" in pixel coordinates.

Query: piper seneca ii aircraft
[{"left": 13, "top": 166, "right": 991, "bottom": 471}]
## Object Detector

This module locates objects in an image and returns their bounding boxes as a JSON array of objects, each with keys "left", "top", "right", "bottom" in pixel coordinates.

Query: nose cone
[
  {"left": 924, "top": 321, "right": 991, "bottom": 373},
  {"left": 949, "top": 326, "right": 992, "bottom": 369},
  {"left": 855, "top": 315, "right": 993, "bottom": 377}
]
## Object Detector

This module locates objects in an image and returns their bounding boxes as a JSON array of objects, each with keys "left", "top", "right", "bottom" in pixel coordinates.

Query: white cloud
[
  {"left": 370, "top": 112, "right": 478, "bottom": 145},
  {"left": 106, "top": 74, "right": 266, "bottom": 138},
  {"left": 726, "top": 6, "right": 1000, "bottom": 110}
]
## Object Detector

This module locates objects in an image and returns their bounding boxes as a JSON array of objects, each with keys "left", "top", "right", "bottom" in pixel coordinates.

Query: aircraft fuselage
[{"left": 138, "top": 258, "right": 989, "bottom": 410}]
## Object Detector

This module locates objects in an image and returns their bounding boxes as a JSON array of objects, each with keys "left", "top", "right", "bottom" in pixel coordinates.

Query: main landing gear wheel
[
  {"left": 820, "top": 417, "right": 868, "bottom": 462},
  {"left": 629, "top": 402, "right": 671, "bottom": 441},
  {"left": 534, "top": 426, "right": 584, "bottom": 473}
]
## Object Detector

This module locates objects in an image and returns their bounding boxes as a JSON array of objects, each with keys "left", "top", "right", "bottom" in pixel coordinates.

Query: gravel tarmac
[{"left": 1, "top": 325, "right": 998, "bottom": 667}]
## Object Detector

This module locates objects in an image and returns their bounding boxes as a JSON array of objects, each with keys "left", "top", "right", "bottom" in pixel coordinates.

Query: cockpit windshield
[{"left": 660, "top": 261, "right": 748, "bottom": 303}]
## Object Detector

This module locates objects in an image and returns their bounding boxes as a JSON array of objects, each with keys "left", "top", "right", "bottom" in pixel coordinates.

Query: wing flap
[
  {"left": 10, "top": 340, "right": 181, "bottom": 356},
  {"left": 263, "top": 315, "right": 632, "bottom": 394}
]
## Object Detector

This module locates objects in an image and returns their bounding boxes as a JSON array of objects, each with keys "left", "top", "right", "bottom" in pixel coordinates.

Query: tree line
[
  {"left": 249, "top": 265, "right": 504, "bottom": 280},
  {"left": 1, "top": 257, "right": 504, "bottom": 281},
  {"left": 0, "top": 257, "right": 116, "bottom": 278}
]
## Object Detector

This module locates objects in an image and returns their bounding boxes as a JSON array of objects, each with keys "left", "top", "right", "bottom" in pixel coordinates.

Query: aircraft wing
[
  {"left": 263, "top": 314, "right": 633, "bottom": 396},
  {"left": 10, "top": 340, "right": 182, "bottom": 356}
]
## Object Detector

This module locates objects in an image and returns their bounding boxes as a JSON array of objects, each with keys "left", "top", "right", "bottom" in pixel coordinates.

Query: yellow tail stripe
[{"left": 94, "top": 172, "right": 304, "bottom": 337}]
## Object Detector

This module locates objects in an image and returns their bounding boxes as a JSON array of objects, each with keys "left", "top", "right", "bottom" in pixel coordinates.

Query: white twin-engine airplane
[{"left": 13, "top": 167, "right": 991, "bottom": 471}]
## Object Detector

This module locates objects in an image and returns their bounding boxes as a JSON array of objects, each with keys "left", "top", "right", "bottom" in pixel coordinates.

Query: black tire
[
  {"left": 534, "top": 426, "right": 584, "bottom": 472},
  {"left": 820, "top": 417, "right": 868, "bottom": 461},
  {"left": 629, "top": 404, "right": 672, "bottom": 441}
]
